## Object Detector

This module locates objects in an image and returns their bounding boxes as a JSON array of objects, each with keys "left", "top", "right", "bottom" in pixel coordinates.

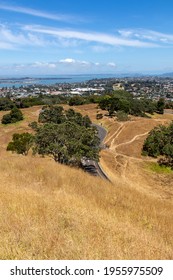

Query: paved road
[
  {"left": 81, "top": 158, "right": 110, "bottom": 181},
  {"left": 92, "top": 123, "right": 107, "bottom": 146},
  {"left": 81, "top": 123, "right": 110, "bottom": 181}
]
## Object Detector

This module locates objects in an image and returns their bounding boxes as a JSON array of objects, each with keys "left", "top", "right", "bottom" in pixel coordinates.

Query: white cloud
[
  {"left": 59, "top": 58, "right": 76, "bottom": 64},
  {"left": 23, "top": 25, "right": 158, "bottom": 48},
  {"left": 1, "top": 23, "right": 169, "bottom": 53},
  {"left": 118, "top": 30, "right": 134, "bottom": 38},
  {"left": 107, "top": 62, "right": 116, "bottom": 67},
  {"left": 0, "top": 24, "right": 57, "bottom": 49},
  {"left": 118, "top": 28, "right": 173, "bottom": 44},
  {"left": 31, "top": 62, "right": 57, "bottom": 68},
  {"left": 0, "top": 41, "right": 15, "bottom": 50},
  {"left": 0, "top": 59, "right": 119, "bottom": 74},
  {"left": 59, "top": 58, "right": 91, "bottom": 68},
  {"left": 0, "top": 24, "right": 27, "bottom": 48},
  {"left": 0, "top": 4, "right": 80, "bottom": 23}
]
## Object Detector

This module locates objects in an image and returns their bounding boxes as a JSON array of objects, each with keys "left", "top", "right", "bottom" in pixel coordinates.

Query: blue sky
[{"left": 0, "top": 0, "right": 173, "bottom": 75}]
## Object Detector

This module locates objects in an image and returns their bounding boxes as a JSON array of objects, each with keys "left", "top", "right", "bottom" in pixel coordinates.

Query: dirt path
[
  {"left": 112, "top": 131, "right": 149, "bottom": 149},
  {"left": 101, "top": 117, "right": 173, "bottom": 199},
  {"left": 104, "top": 123, "right": 124, "bottom": 144},
  {"left": 103, "top": 122, "right": 152, "bottom": 179}
]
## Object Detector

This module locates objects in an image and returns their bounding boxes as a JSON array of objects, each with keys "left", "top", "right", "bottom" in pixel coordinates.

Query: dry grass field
[{"left": 0, "top": 104, "right": 173, "bottom": 259}]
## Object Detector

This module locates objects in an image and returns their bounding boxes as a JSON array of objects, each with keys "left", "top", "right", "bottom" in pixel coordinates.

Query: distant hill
[{"left": 160, "top": 72, "right": 173, "bottom": 77}]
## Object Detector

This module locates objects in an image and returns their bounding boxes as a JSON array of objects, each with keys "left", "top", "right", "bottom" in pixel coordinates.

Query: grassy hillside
[
  {"left": 0, "top": 155, "right": 173, "bottom": 259},
  {"left": 0, "top": 104, "right": 173, "bottom": 259}
]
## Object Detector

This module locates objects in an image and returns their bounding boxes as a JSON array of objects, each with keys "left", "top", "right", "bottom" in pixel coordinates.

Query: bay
[{"left": 0, "top": 74, "right": 117, "bottom": 88}]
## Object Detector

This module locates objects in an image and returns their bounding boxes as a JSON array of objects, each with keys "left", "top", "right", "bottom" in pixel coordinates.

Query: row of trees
[
  {"left": 0, "top": 97, "right": 44, "bottom": 111},
  {"left": 0, "top": 94, "right": 70, "bottom": 111},
  {"left": 7, "top": 106, "right": 100, "bottom": 166},
  {"left": 0, "top": 91, "right": 169, "bottom": 114},
  {"left": 0, "top": 95, "right": 98, "bottom": 111},
  {"left": 142, "top": 122, "right": 173, "bottom": 168}
]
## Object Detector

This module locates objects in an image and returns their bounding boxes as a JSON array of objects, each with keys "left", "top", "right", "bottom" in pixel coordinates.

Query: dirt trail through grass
[
  {"left": 100, "top": 116, "right": 173, "bottom": 194},
  {"left": 112, "top": 131, "right": 149, "bottom": 149},
  {"left": 105, "top": 123, "right": 124, "bottom": 145}
]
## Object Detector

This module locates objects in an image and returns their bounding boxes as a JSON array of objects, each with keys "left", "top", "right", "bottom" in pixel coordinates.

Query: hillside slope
[
  {"left": 0, "top": 104, "right": 173, "bottom": 259},
  {"left": 0, "top": 155, "right": 173, "bottom": 259}
]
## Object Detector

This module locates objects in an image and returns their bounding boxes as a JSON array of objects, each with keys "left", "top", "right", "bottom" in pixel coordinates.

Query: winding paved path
[
  {"left": 92, "top": 123, "right": 107, "bottom": 145},
  {"left": 82, "top": 123, "right": 110, "bottom": 180}
]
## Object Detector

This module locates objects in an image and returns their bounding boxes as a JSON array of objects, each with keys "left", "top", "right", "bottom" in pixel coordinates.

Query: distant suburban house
[{"left": 113, "top": 83, "right": 125, "bottom": 91}]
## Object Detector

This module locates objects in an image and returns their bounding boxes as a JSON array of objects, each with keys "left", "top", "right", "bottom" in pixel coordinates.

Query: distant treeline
[
  {"left": 0, "top": 95, "right": 69, "bottom": 111},
  {"left": 0, "top": 90, "right": 172, "bottom": 116},
  {"left": 67, "top": 91, "right": 171, "bottom": 116},
  {"left": 97, "top": 90, "right": 165, "bottom": 116},
  {"left": 0, "top": 94, "right": 100, "bottom": 111}
]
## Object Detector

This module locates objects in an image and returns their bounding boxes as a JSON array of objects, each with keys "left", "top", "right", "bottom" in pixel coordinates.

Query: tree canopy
[
  {"left": 157, "top": 98, "right": 165, "bottom": 114},
  {"left": 0, "top": 98, "right": 14, "bottom": 111},
  {"left": 98, "top": 91, "right": 158, "bottom": 117},
  {"left": 35, "top": 106, "right": 98, "bottom": 165},
  {"left": 142, "top": 122, "right": 173, "bottom": 168},
  {"left": 34, "top": 121, "right": 99, "bottom": 165},
  {"left": 7, "top": 132, "right": 33, "bottom": 155},
  {"left": 7, "top": 105, "right": 99, "bottom": 167},
  {"left": 1, "top": 107, "right": 23, "bottom": 124},
  {"left": 38, "top": 105, "right": 92, "bottom": 127}
]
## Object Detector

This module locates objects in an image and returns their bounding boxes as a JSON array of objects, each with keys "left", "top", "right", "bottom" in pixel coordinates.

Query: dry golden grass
[
  {"left": 0, "top": 155, "right": 173, "bottom": 260},
  {"left": 0, "top": 106, "right": 42, "bottom": 156},
  {"left": 0, "top": 104, "right": 173, "bottom": 260}
]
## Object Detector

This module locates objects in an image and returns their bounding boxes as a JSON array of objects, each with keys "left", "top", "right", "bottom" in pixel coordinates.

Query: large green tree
[{"left": 34, "top": 121, "right": 99, "bottom": 165}]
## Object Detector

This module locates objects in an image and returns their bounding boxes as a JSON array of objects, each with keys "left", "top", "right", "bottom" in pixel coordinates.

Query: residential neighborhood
[{"left": 0, "top": 76, "right": 173, "bottom": 104}]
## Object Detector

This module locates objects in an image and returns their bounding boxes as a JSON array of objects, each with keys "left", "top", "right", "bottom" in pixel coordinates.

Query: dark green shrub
[{"left": 1, "top": 107, "right": 23, "bottom": 124}]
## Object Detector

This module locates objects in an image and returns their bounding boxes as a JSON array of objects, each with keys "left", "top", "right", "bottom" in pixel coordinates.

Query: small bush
[
  {"left": 96, "top": 113, "right": 103, "bottom": 120},
  {"left": 116, "top": 111, "right": 129, "bottom": 122}
]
